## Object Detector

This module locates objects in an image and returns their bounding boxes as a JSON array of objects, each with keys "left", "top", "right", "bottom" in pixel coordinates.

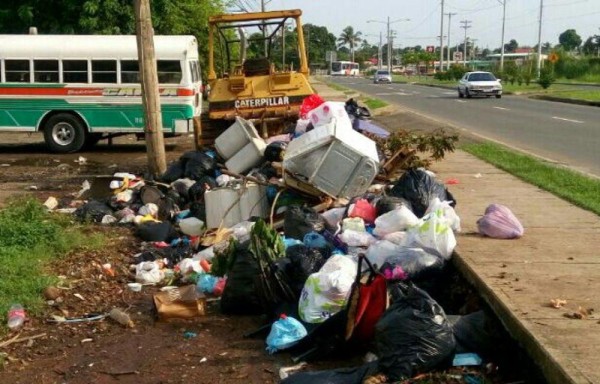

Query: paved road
[{"left": 329, "top": 76, "right": 600, "bottom": 177}]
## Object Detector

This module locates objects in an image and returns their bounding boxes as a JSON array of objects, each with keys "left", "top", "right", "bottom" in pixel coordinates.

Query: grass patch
[
  {"left": 546, "top": 89, "right": 600, "bottom": 102},
  {"left": 462, "top": 142, "right": 600, "bottom": 215},
  {"left": 325, "top": 81, "right": 348, "bottom": 92},
  {"left": 363, "top": 97, "right": 388, "bottom": 110},
  {"left": 0, "top": 197, "right": 105, "bottom": 327}
]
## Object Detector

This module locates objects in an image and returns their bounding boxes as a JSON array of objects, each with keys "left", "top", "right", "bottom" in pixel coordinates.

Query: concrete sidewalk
[{"left": 312, "top": 76, "right": 600, "bottom": 384}]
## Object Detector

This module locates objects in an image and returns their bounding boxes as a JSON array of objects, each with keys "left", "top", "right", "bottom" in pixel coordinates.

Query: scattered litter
[
  {"left": 26, "top": 185, "right": 38, "bottom": 191},
  {"left": 473, "top": 173, "right": 482, "bottom": 178},
  {"left": 0, "top": 163, "right": 10, "bottom": 167},
  {"left": 43, "top": 196, "right": 59, "bottom": 210},
  {"left": 279, "top": 362, "right": 308, "bottom": 380},
  {"left": 75, "top": 156, "right": 87, "bottom": 165},
  {"left": 81, "top": 338, "right": 93, "bottom": 344},
  {"left": 200, "top": 357, "right": 207, "bottom": 363},
  {"left": 564, "top": 307, "right": 594, "bottom": 320},
  {"left": 550, "top": 298, "right": 567, "bottom": 308},
  {"left": 183, "top": 331, "right": 198, "bottom": 339},
  {"left": 73, "top": 293, "right": 86, "bottom": 301}
]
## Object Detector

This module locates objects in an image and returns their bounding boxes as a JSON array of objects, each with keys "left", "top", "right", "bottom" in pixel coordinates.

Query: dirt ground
[{"left": 0, "top": 132, "right": 290, "bottom": 383}]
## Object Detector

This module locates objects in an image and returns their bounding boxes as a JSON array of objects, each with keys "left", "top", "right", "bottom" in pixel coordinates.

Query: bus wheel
[{"left": 43, "top": 113, "right": 87, "bottom": 153}]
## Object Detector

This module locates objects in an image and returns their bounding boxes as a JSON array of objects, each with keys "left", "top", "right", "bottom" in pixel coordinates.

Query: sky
[{"left": 253, "top": 0, "right": 600, "bottom": 50}]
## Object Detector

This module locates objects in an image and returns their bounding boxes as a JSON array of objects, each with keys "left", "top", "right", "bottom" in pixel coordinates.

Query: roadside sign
[
  {"left": 326, "top": 51, "right": 337, "bottom": 62},
  {"left": 548, "top": 52, "right": 558, "bottom": 63},
  {"left": 453, "top": 51, "right": 463, "bottom": 62},
  {"left": 426, "top": 45, "right": 434, "bottom": 53}
]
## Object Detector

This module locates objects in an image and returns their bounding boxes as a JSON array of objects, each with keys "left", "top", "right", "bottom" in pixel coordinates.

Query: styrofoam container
[
  {"left": 205, "top": 183, "right": 269, "bottom": 228},
  {"left": 225, "top": 138, "right": 267, "bottom": 174},
  {"left": 283, "top": 119, "right": 379, "bottom": 199},
  {"left": 215, "top": 117, "right": 260, "bottom": 160}
]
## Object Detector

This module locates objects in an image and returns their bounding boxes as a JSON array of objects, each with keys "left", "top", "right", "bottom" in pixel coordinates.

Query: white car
[
  {"left": 458, "top": 71, "right": 502, "bottom": 99},
  {"left": 373, "top": 70, "right": 392, "bottom": 84}
]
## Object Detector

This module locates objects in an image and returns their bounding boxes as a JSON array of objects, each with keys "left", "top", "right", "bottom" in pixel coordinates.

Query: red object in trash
[
  {"left": 213, "top": 278, "right": 227, "bottom": 297},
  {"left": 299, "top": 94, "right": 325, "bottom": 119},
  {"left": 349, "top": 199, "right": 377, "bottom": 224},
  {"left": 200, "top": 259, "right": 211, "bottom": 273},
  {"left": 445, "top": 178, "right": 460, "bottom": 185}
]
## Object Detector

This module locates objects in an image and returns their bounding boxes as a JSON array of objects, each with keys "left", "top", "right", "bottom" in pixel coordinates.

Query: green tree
[
  {"left": 559, "top": 29, "right": 582, "bottom": 52},
  {"left": 337, "top": 26, "right": 362, "bottom": 62},
  {"left": 582, "top": 35, "right": 600, "bottom": 56},
  {"left": 303, "top": 24, "right": 336, "bottom": 66},
  {"left": 0, "top": 0, "right": 225, "bottom": 77},
  {"left": 504, "top": 39, "right": 519, "bottom": 53}
]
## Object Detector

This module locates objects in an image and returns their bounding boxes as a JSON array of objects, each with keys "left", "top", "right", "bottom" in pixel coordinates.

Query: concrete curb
[{"left": 528, "top": 95, "right": 600, "bottom": 107}]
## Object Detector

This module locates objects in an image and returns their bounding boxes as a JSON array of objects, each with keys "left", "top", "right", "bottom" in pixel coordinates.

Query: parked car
[
  {"left": 458, "top": 71, "right": 502, "bottom": 99},
  {"left": 373, "top": 70, "right": 392, "bottom": 84}
]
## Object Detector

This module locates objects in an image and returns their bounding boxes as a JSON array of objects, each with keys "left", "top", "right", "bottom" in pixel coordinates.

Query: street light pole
[
  {"left": 379, "top": 31, "right": 383, "bottom": 70},
  {"left": 446, "top": 12, "right": 456, "bottom": 70},
  {"left": 368, "top": 17, "right": 410, "bottom": 72},
  {"left": 499, "top": 0, "right": 507, "bottom": 73},
  {"left": 536, "top": 0, "right": 544, "bottom": 78},
  {"left": 440, "top": 0, "right": 444, "bottom": 73}
]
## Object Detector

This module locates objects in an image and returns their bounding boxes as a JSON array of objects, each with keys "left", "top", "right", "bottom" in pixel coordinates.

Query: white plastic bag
[
  {"left": 366, "top": 240, "right": 403, "bottom": 269},
  {"left": 322, "top": 207, "right": 346, "bottom": 229},
  {"left": 342, "top": 217, "right": 366, "bottom": 232},
  {"left": 373, "top": 205, "right": 421, "bottom": 237},
  {"left": 298, "top": 255, "right": 357, "bottom": 323},
  {"left": 135, "top": 261, "right": 164, "bottom": 284},
  {"left": 138, "top": 203, "right": 159, "bottom": 217},
  {"left": 426, "top": 198, "right": 461, "bottom": 233},
  {"left": 405, "top": 212, "right": 456, "bottom": 259},
  {"left": 306, "top": 101, "right": 353, "bottom": 129},
  {"left": 339, "top": 229, "right": 376, "bottom": 247},
  {"left": 383, "top": 231, "right": 408, "bottom": 246}
]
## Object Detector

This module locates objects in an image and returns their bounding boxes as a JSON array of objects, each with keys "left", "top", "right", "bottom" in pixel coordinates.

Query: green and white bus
[{"left": 0, "top": 34, "right": 202, "bottom": 153}]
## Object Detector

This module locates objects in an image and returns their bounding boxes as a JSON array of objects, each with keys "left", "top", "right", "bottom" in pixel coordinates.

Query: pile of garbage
[{"left": 60, "top": 94, "right": 524, "bottom": 383}]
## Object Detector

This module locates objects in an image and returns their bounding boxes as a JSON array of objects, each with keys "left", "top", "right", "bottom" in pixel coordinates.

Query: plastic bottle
[
  {"left": 108, "top": 308, "right": 134, "bottom": 328},
  {"left": 7, "top": 304, "right": 26, "bottom": 331}
]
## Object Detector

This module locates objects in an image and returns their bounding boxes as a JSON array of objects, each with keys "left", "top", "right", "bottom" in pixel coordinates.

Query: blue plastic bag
[
  {"left": 303, "top": 231, "right": 328, "bottom": 249},
  {"left": 197, "top": 274, "right": 218, "bottom": 294},
  {"left": 266, "top": 315, "right": 307, "bottom": 354}
]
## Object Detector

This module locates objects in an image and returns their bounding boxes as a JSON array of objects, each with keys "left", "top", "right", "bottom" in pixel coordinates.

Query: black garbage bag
[
  {"left": 283, "top": 245, "right": 327, "bottom": 296},
  {"left": 220, "top": 245, "right": 264, "bottom": 315},
  {"left": 450, "top": 310, "right": 499, "bottom": 359},
  {"left": 254, "top": 163, "right": 278, "bottom": 182},
  {"left": 182, "top": 151, "right": 217, "bottom": 180},
  {"left": 284, "top": 205, "right": 325, "bottom": 240},
  {"left": 281, "top": 362, "right": 379, "bottom": 384},
  {"left": 264, "top": 141, "right": 287, "bottom": 162},
  {"left": 160, "top": 160, "right": 185, "bottom": 183},
  {"left": 375, "top": 281, "right": 455, "bottom": 381},
  {"left": 188, "top": 176, "right": 217, "bottom": 203},
  {"left": 189, "top": 201, "right": 206, "bottom": 222},
  {"left": 375, "top": 196, "right": 414, "bottom": 217},
  {"left": 135, "top": 221, "right": 179, "bottom": 242},
  {"left": 379, "top": 247, "right": 445, "bottom": 281},
  {"left": 344, "top": 98, "right": 371, "bottom": 120},
  {"left": 74, "top": 200, "right": 113, "bottom": 223},
  {"left": 389, "top": 168, "right": 456, "bottom": 218},
  {"left": 163, "top": 241, "right": 194, "bottom": 266},
  {"left": 156, "top": 197, "right": 177, "bottom": 222}
]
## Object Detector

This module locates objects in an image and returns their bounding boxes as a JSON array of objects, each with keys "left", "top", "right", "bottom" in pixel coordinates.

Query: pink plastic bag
[
  {"left": 477, "top": 204, "right": 524, "bottom": 239},
  {"left": 349, "top": 199, "right": 377, "bottom": 224},
  {"left": 299, "top": 94, "right": 325, "bottom": 119}
]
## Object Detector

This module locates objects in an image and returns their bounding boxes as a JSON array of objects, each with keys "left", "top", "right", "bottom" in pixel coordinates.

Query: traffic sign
[{"left": 548, "top": 52, "right": 559, "bottom": 63}]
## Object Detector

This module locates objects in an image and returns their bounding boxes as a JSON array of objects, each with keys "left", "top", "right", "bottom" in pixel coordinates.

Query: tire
[
  {"left": 465, "top": 89, "right": 472, "bottom": 99},
  {"left": 43, "top": 113, "right": 87, "bottom": 153},
  {"left": 495, "top": 94, "right": 502, "bottom": 99},
  {"left": 458, "top": 88, "right": 464, "bottom": 98}
]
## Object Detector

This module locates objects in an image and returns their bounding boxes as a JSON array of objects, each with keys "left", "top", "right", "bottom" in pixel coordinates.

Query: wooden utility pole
[{"left": 134, "top": 0, "right": 166, "bottom": 177}]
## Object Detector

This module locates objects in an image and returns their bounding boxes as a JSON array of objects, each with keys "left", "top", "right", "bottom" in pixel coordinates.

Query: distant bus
[
  {"left": 330, "top": 61, "right": 359, "bottom": 76},
  {"left": 0, "top": 34, "right": 202, "bottom": 153}
]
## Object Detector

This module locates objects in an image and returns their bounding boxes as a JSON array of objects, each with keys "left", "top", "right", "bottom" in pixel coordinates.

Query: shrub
[{"left": 538, "top": 66, "right": 555, "bottom": 89}]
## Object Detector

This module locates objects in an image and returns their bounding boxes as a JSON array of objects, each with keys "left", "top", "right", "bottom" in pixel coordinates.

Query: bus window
[
  {"left": 5, "top": 60, "right": 30, "bottom": 82},
  {"left": 121, "top": 60, "right": 140, "bottom": 83},
  {"left": 92, "top": 60, "right": 117, "bottom": 83},
  {"left": 157, "top": 60, "right": 181, "bottom": 84},
  {"left": 63, "top": 60, "right": 88, "bottom": 83},
  {"left": 189, "top": 60, "right": 199, "bottom": 83},
  {"left": 34, "top": 60, "right": 59, "bottom": 83}
]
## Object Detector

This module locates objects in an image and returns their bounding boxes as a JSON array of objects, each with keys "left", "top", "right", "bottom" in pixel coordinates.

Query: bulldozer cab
[{"left": 205, "top": 9, "right": 315, "bottom": 139}]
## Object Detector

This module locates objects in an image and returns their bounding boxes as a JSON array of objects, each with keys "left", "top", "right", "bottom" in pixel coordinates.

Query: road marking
[
  {"left": 493, "top": 106, "right": 510, "bottom": 111},
  {"left": 375, "top": 92, "right": 395, "bottom": 96},
  {"left": 395, "top": 92, "right": 412, "bottom": 96},
  {"left": 552, "top": 116, "right": 584, "bottom": 124},
  {"left": 442, "top": 91, "right": 456, "bottom": 95},
  {"left": 456, "top": 100, "right": 467, "bottom": 103}
]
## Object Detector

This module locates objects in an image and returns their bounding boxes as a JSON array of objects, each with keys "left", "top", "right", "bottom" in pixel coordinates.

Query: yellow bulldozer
[{"left": 200, "top": 9, "right": 315, "bottom": 144}]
